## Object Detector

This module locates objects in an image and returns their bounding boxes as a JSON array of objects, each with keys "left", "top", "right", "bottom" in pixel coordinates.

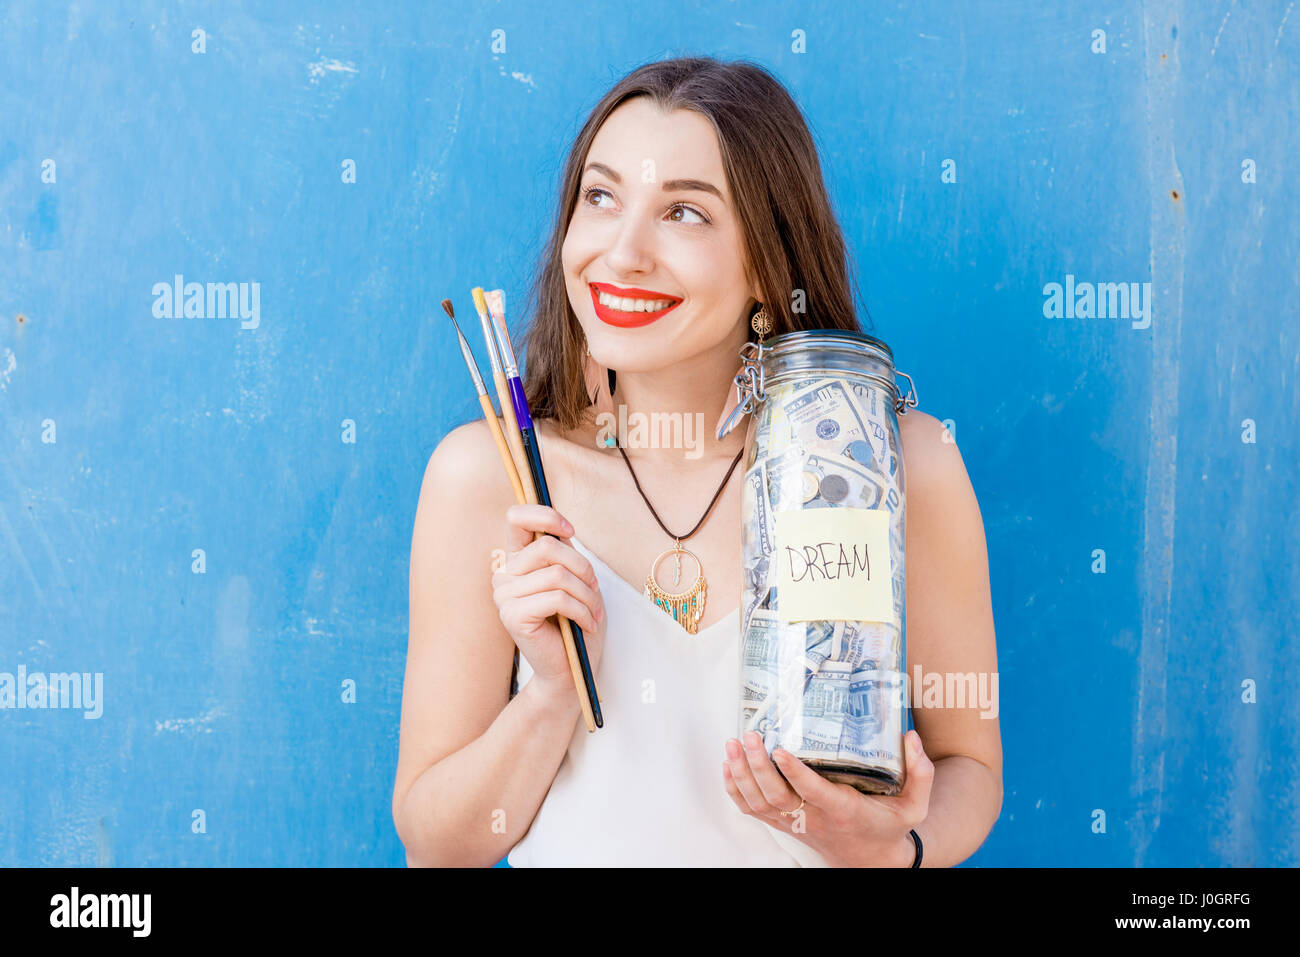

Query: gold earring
[{"left": 751, "top": 304, "right": 772, "bottom": 338}]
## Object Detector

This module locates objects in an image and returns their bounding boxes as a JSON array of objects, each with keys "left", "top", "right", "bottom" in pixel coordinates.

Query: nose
[{"left": 602, "top": 207, "right": 656, "bottom": 276}]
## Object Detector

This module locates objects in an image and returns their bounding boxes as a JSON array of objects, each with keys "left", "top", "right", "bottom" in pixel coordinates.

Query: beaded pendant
[{"left": 644, "top": 539, "right": 708, "bottom": 635}]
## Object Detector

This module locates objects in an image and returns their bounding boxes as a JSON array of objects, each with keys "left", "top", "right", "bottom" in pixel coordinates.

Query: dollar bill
[
  {"left": 847, "top": 381, "right": 891, "bottom": 460},
  {"left": 833, "top": 619, "right": 899, "bottom": 671},
  {"left": 742, "top": 461, "right": 773, "bottom": 557},
  {"left": 741, "top": 460, "right": 777, "bottom": 635},
  {"left": 791, "top": 661, "right": 852, "bottom": 756},
  {"left": 741, "top": 558, "right": 772, "bottom": 638},
  {"left": 742, "top": 611, "right": 837, "bottom": 739},
  {"left": 839, "top": 669, "right": 905, "bottom": 774},
  {"left": 763, "top": 443, "right": 810, "bottom": 512},
  {"left": 785, "top": 378, "right": 874, "bottom": 462},
  {"left": 741, "top": 613, "right": 780, "bottom": 703}
]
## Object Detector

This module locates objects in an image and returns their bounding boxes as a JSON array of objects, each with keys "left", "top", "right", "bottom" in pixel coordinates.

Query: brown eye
[{"left": 669, "top": 204, "right": 708, "bottom": 225}]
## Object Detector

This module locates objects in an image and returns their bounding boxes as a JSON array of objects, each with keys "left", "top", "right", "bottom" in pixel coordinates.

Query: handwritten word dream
[{"left": 783, "top": 541, "right": 873, "bottom": 582}]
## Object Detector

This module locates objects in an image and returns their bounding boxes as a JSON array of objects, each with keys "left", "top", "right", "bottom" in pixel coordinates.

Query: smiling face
[{"left": 562, "top": 96, "right": 759, "bottom": 374}]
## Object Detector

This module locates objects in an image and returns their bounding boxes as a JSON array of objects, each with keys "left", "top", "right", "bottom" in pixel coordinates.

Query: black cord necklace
[{"left": 615, "top": 442, "right": 745, "bottom": 634}]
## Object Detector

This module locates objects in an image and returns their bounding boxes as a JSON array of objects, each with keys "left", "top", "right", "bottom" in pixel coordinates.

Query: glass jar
[{"left": 718, "top": 329, "right": 917, "bottom": 796}]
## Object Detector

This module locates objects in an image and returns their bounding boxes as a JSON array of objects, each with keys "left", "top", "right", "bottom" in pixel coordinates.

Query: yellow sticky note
[{"left": 774, "top": 507, "right": 894, "bottom": 624}]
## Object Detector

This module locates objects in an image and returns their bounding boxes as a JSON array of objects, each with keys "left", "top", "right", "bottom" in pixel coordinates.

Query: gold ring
[{"left": 779, "top": 797, "right": 806, "bottom": 817}]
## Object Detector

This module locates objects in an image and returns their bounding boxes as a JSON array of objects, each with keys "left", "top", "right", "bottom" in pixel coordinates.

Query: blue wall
[{"left": 1, "top": 1, "right": 1295, "bottom": 866}]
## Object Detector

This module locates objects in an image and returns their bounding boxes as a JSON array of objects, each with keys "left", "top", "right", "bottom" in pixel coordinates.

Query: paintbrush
[
  {"left": 441, "top": 299, "right": 526, "bottom": 505},
  {"left": 478, "top": 287, "right": 603, "bottom": 730},
  {"left": 470, "top": 289, "right": 534, "bottom": 505},
  {"left": 443, "top": 298, "right": 597, "bottom": 729},
  {"left": 482, "top": 289, "right": 546, "bottom": 502}
]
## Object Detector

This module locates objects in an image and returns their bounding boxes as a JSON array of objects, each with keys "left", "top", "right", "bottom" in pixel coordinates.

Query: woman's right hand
[{"left": 492, "top": 504, "right": 607, "bottom": 707}]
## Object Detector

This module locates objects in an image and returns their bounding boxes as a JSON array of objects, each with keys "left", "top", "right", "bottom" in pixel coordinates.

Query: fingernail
[
  {"left": 725, "top": 739, "right": 741, "bottom": 759},
  {"left": 563, "top": 519, "right": 574, "bottom": 534}
]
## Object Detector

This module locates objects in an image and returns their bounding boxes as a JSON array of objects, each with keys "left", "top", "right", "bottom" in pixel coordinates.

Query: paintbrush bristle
[
  {"left": 440, "top": 298, "right": 488, "bottom": 396},
  {"left": 484, "top": 288, "right": 519, "bottom": 374},
  {"left": 471, "top": 287, "right": 490, "bottom": 317}
]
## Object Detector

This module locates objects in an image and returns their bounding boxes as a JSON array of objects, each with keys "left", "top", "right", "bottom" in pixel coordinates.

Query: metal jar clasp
[
  {"left": 716, "top": 340, "right": 767, "bottom": 440},
  {"left": 894, "top": 370, "right": 918, "bottom": 414}
]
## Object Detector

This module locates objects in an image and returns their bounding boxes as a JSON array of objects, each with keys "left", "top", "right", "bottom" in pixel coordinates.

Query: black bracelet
[{"left": 908, "top": 829, "right": 923, "bottom": 867}]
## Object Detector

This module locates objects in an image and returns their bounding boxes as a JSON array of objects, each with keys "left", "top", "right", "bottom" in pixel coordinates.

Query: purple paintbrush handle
[{"left": 507, "top": 376, "right": 533, "bottom": 431}]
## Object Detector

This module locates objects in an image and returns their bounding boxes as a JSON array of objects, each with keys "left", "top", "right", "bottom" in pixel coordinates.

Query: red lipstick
[{"left": 589, "top": 282, "right": 683, "bottom": 328}]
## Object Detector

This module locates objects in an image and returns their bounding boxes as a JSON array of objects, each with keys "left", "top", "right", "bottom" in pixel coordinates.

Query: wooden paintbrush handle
[
  {"left": 478, "top": 394, "right": 526, "bottom": 504},
  {"left": 554, "top": 611, "right": 598, "bottom": 733},
  {"left": 494, "top": 371, "right": 536, "bottom": 505}
]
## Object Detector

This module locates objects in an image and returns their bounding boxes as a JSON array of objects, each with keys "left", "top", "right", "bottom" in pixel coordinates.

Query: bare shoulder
[
  {"left": 411, "top": 416, "right": 524, "bottom": 590},
  {"left": 898, "top": 408, "right": 972, "bottom": 499},
  {"left": 897, "top": 406, "right": 993, "bottom": 628},
  {"left": 897, "top": 407, "right": 989, "bottom": 586},
  {"left": 420, "top": 417, "right": 517, "bottom": 506}
]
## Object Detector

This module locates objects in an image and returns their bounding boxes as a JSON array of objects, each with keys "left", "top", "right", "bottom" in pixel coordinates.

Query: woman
[{"left": 393, "top": 56, "right": 1001, "bottom": 866}]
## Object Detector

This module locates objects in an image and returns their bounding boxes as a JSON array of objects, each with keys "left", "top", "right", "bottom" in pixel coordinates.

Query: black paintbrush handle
[{"left": 520, "top": 426, "right": 604, "bottom": 728}]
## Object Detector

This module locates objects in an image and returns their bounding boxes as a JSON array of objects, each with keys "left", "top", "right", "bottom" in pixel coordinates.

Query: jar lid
[
  {"left": 717, "top": 328, "right": 917, "bottom": 440},
  {"left": 756, "top": 327, "right": 895, "bottom": 364}
]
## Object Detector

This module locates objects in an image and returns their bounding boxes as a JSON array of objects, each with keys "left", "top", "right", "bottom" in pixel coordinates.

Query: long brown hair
[{"left": 519, "top": 55, "right": 869, "bottom": 432}]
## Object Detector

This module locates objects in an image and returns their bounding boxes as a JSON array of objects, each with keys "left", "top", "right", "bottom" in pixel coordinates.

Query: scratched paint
[{"left": 0, "top": 1, "right": 1295, "bottom": 867}]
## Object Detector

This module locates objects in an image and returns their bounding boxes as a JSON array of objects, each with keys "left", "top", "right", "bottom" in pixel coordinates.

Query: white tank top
[{"left": 507, "top": 536, "right": 831, "bottom": 867}]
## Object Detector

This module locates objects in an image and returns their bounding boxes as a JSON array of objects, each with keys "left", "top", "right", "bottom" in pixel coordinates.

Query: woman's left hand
[{"left": 722, "top": 728, "right": 934, "bottom": 867}]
